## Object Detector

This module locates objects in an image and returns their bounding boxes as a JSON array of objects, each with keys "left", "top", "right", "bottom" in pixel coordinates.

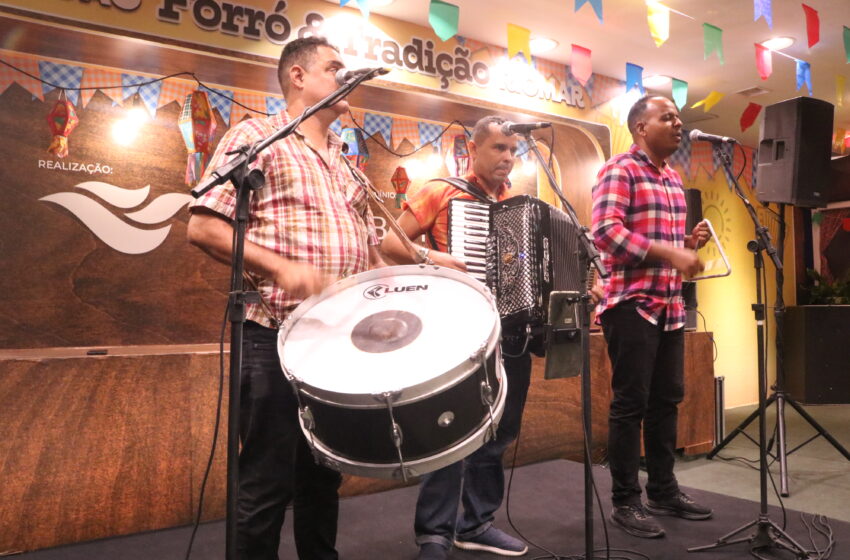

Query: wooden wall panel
[{"left": 0, "top": 332, "right": 713, "bottom": 553}]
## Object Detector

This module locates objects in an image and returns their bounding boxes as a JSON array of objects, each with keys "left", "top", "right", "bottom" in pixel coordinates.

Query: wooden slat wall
[{"left": 0, "top": 332, "right": 714, "bottom": 554}]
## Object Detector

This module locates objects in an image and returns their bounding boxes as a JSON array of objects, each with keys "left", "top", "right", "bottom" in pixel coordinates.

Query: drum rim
[{"left": 278, "top": 264, "right": 501, "bottom": 407}]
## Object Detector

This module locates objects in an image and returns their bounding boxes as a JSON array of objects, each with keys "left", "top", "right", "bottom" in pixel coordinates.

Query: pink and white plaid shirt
[
  {"left": 591, "top": 144, "right": 687, "bottom": 331},
  {"left": 191, "top": 111, "right": 379, "bottom": 327}
]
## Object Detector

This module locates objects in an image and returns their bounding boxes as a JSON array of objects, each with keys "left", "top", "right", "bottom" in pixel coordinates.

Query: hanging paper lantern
[
  {"left": 46, "top": 93, "right": 79, "bottom": 158},
  {"left": 341, "top": 127, "right": 370, "bottom": 171},
  {"left": 452, "top": 134, "right": 470, "bottom": 176},
  {"left": 390, "top": 166, "right": 410, "bottom": 208},
  {"left": 178, "top": 90, "right": 217, "bottom": 186}
]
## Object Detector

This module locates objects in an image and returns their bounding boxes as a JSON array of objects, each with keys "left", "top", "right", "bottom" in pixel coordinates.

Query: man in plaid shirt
[
  {"left": 187, "top": 37, "right": 384, "bottom": 559},
  {"left": 591, "top": 95, "right": 712, "bottom": 539}
]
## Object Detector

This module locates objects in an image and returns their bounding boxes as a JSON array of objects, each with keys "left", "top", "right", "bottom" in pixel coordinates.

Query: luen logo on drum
[{"left": 363, "top": 283, "right": 429, "bottom": 299}]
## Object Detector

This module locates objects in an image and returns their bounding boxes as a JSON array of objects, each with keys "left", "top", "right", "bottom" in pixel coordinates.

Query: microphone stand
[
  {"left": 689, "top": 149, "right": 809, "bottom": 559},
  {"left": 190, "top": 68, "right": 385, "bottom": 560},
  {"left": 521, "top": 132, "right": 607, "bottom": 560}
]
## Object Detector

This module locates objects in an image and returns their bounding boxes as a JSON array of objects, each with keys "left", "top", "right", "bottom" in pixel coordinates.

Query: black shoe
[
  {"left": 610, "top": 504, "right": 665, "bottom": 538},
  {"left": 647, "top": 491, "right": 713, "bottom": 520},
  {"left": 416, "top": 543, "right": 448, "bottom": 560}
]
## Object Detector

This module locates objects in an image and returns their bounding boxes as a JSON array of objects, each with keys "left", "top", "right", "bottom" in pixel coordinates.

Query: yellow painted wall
[{"left": 681, "top": 168, "right": 796, "bottom": 407}]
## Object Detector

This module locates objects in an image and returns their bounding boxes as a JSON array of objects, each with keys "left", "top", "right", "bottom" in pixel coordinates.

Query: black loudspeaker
[
  {"left": 756, "top": 97, "right": 833, "bottom": 207},
  {"left": 683, "top": 188, "right": 702, "bottom": 330}
]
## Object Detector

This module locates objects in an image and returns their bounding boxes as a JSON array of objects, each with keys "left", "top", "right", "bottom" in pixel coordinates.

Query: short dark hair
[
  {"left": 471, "top": 115, "right": 507, "bottom": 143},
  {"left": 627, "top": 95, "right": 675, "bottom": 135},
  {"left": 277, "top": 36, "right": 338, "bottom": 95}
]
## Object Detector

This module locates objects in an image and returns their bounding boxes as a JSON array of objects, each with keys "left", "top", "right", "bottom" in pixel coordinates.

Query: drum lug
[
  {"left": 300, "top": 406, "right": 315, "bottom": 432},
  {"left": 469, "top": 342, "right": 488, "bottom": 364},
  {"left": 479, "top": 381, "right": 495, "bottom": 406}
]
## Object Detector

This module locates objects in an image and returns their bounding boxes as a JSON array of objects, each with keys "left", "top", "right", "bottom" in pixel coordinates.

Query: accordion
[{"left": 448, "top": 195, "right": 584, "bottom": 328}]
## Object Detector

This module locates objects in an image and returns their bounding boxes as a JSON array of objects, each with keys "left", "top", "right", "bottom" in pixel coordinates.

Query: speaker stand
[{"left": 707, "top": 203, "right": 850, "bottom": 496}]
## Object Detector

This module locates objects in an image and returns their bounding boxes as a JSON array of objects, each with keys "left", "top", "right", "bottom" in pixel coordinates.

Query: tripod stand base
[{"left": 688, "top": 515, "right": 810, "bottom": 559}]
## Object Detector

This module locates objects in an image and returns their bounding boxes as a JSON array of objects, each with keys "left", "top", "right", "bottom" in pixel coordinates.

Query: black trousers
[
  {"left": 238, "top": 321, "right": 342, "bottom": 560},
  {"left": 600, "top": 302, "right": 685, "bottom": 507}
]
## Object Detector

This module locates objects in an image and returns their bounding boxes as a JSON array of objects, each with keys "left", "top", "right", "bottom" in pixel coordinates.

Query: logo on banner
[{"left": 40, "top": 181, "right": 192, "bottom": 255}]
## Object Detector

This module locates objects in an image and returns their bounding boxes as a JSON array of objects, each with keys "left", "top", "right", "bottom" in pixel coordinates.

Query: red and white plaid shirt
[
  {"left": 591, "top": 144, "right": 687, "bottom": 330},
  {"left": 191, "top": 112, "right": 379, "bottom": 327}
]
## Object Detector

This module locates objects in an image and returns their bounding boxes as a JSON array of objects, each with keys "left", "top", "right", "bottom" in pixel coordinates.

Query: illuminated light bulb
[{"left": 111, "top": 106, "right": 149, "bottom": 146}]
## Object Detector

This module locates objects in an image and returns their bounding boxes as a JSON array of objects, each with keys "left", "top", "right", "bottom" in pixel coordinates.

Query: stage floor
[{"left": 18, "top": 458, "right": 846, "bottom": 560}]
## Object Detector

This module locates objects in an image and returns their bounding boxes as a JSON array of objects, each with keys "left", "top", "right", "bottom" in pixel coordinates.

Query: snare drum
[{"left": 277, "top": 264, "right": 505, "bottom": 480}]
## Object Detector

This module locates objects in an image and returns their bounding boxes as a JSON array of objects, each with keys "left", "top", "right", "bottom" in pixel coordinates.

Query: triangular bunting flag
[
  {"left": 0, "top": 54, "right": 43, "bottom": 99},
  {"left": 40, "top": 60, "right": 84, "bottom": 106},
  {"left": 755, "top": 44, "right": 772, "bottom": 80},
  {"left": 672, "top": 78, "right": 688, "bottom": 110},
  {"left": 570, "top": 44, "right": 592, "bottom": 87},
  {"left": 668, "top": 130, "right": 691, "bottom": 177},
  {"left": 796, "top": 60, "right": 812, "bottom": 95},
  {"left": 364, "top": 112, "right": 393, "bottom": 146},
  {"left": 754, "top": 0, "right": 772, "bottom": 28},
  {"left": 691, "top": 91, "right": 724, "bottom": 112},
  {"left": 845, "top": 26, "right": 850, "bottom": 64},
  {"left": 703, "top": 23, "right": 724, "bottom": 65},
  {"left": 802, "top": 4, "right": 819, "bottom": 48},
  {"left": 392, "top": 118, "right": 420, "bottom": 150},
  {"left": 713, "top": 142, "right": 735, "bottom": 188},
  {"left": 202, "top": 85, "right": 234, "bottom": 125},
  {"left": 429, "top": 0, "right": 459, "bottom": 42},
  {"left": 646, "top": 1, "right": 670, "bottom": 47},
  {"left": 575, "top": 0, "right": 603, "bottom": 24},
  {"left": 625, "top": 62, "right": 644, "bottom": 94},
  {"left": 266, "top": 96, "right": 287, "bottom": 115},
  {"left": 122, "top": 73, "right": 162, "bottom": 118},
  {"left": 689, "top": 140, "right": 714, "bottom": 179},
  {"left": 80, "top": 68, "right": 123, "bottom": 108},
  {"left": 418, "top": 121, "right": 444, "bottom": 148},
  {"left": 740, "top": 102, "right": 762, "bottom": 132},
  {"left": 837, "top": 75, "right": 846, "bottom": 109},
  {"left": 507, "top": 23, "right": 531, "bottom": 63},
  {"left": 736, "top": 145, "right": 755, "bottom": 187},
  {"left": 231, "top": 91, "right": 266, "bottom": 123},
  {"left": 341, "top": 0, "right": 370, "bottom": 20},
  {"left": 158, "top": 78, "right": 196, "bottom": 110}
]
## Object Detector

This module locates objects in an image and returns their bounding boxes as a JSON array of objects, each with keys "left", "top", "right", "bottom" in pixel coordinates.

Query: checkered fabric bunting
[
  {"left": 201, "top": 85, "right": 234, "bottom": 125},
  {"left": 668, "top": 130, "right": 691, "bottom": 178},
  {"left": 79, "top": 68, "right": 123, "bottom": 107},
  {"left": 265, "top": 96, "right": 286, "bottom": 115},
  {"left": 589, "top": 74, "right": 624, "bottom": 108},
  {"left": 364, "top": 112, "right": 393, "bottom": 146},
  {"left": 122, "top": 74, "right": 162, "bottom": 117},
  {"left": 392, "top": 118, "right": 420, "bottom": 150},
  {"left": 158, "top": 78, "right": 195, "bottom": 110},
  {"left": 516, "top": 137, "right": 530, "bottom": 161},
  {"left": 330, "top": 119, "right": 343, "bottom": 136},
  {"left": 0, "top": 54, "right": 43, "bottom": 99},
  {"left": 735, "top": 145, "right": 753, "bottom": 189},
  {"left": 418, "top": 121, "right": 444, "bottom": 148},
  {"left": 689, "top": 140, "right": 714, "bottom": 180},
  {"left": 533, "top": 57, "right": 566, "bottom": 83},
  {"left": 230, "top": 92, "right": 266, "bottom": 123},
  {"left": 40, "top": 61, "right": 83, "bottom": 106},
  {"left": 713, "top": 142, "right": 735, "bottom": 187}
]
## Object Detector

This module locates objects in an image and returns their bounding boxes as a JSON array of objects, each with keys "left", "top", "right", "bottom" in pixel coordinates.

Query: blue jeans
[
  {"left": 600, "top": 302, "right": 685, "bottom": 507},
  {"left": 414, "top": 347, "right": 532, "bottom": 549},
  {"left": 238, "top": 321, "right": 342, "bottom": 560}
]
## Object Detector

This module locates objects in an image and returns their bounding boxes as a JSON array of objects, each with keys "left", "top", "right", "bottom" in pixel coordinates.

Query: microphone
[
  {"left": 335, "top": 67, "right": 389, "bottom": 85},
  {"left": 688, "top": 129, "right": 738, "bottom": 144},
  {"left": 500, "top": 121, "right": 552, "bottom": 136}
]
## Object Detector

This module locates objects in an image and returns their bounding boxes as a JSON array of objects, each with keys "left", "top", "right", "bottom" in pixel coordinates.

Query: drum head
[{"left": 278, "top": 265, "right": 499, "bottom": 404}]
